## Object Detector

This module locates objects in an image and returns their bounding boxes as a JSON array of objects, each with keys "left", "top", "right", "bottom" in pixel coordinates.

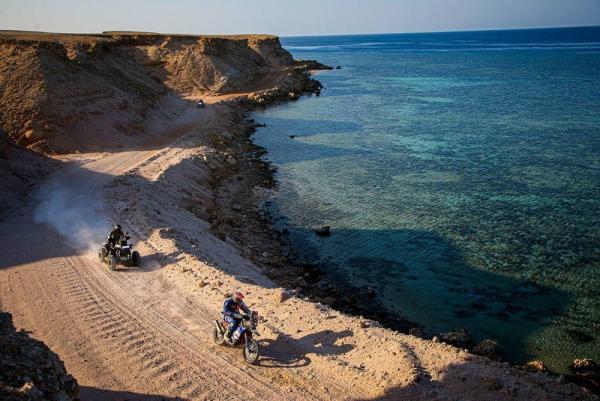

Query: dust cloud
[{"left": 33, "top": 167, "right": 113, "bottom": 254}]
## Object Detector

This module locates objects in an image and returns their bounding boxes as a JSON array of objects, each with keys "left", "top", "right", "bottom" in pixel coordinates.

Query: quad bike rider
[
  {"left": 98, "top": 224, "right": 141, "bottom": 270},
  {"left": 107, "top": 224, "right": 124, "bottom": 249},
  {"left": 213, "top": 291, "right": 260, "bottom": 363}
]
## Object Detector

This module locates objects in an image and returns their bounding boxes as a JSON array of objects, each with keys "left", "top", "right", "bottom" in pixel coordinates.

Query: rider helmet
[
  {"left": 233, "top": 291, "right": 245, "bottom": 302},
  {"left": 114, "top": 224, "right": 122, "bottom": 230}
]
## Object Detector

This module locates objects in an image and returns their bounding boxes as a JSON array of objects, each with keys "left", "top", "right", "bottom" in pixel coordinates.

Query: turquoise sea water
[{"left": 254, "top": 27, "right": 600, "bottom": 370}]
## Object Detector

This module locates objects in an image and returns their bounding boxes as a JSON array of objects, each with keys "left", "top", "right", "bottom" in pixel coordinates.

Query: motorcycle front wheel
[
  {"left": 243, "top": 338, "right": 260, "bottom": 364},
  {"left": 108, "top": 255, "right": 118, "bottom": 271}
]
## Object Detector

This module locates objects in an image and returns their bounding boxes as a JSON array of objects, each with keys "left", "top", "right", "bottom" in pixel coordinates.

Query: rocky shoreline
[
  {"left": 3, "top": 30, "right": 596, "bottom": 400},
  {"left": 196, "top": 64, "right": 419, "bottom": 328},
  {"left": 196, "top": 64, "right": 600, "bottom": 394}
]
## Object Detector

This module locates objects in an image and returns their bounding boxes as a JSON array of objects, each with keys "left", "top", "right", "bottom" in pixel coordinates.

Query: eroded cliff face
[{"left": 0, "top": 32, "right": 295, "bottom": 153}]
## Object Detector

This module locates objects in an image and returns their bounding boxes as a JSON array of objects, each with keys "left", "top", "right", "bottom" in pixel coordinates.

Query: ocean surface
[{"left": 253, "top": 26, "right": 600, "bottom": 371}]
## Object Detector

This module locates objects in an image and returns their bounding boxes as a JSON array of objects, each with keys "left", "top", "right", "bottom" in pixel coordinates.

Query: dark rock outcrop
[
  {"left": 293, "top": 59, "right": 333, "bottom": 70},
  {"left": 438, "top": 328, "right": 472, "bottom": 348},
  {"left": 471, "top": 339, "right": 499, "bottom": 359},
  {"left": 569, "top": 358, "right": 600, "bottom": 392},
  {"left": 408, "top": 327, "right": 424, "bottom": 338},
  {"left": 0, "top": 312, "right": 79, "bottom": 401}
]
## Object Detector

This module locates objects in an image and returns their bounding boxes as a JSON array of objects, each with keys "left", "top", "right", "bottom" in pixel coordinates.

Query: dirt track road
[
  {"left": 0, "top": 100, "right": 592, "bottom": 401},
  {"left": 0, "top": 105, "right": 358, "bottom": 401}
]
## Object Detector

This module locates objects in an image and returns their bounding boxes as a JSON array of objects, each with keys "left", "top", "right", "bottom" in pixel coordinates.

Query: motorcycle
[
  {"left": 213, "top": 311, "right": 260, "bottom": 364},
  {"left": 98, "top": 234, "right": 141, "bottom": 270}
]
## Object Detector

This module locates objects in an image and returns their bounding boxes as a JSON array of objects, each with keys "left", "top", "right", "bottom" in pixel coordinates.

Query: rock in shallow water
[
  {"left": 314, "top": 225, "right": 331, "bottom": 236},
  {"left": 571, "top": 358, "right": 599, "bottom": 372},
  {"left": 438, "top": 328, "right": 472, "bottom": 348},
  {"left": 523, "top": 360, "right": 547, "bottom": 372},
  {"left": 472, "top": 339, "right": 499, "bottom": 359}
]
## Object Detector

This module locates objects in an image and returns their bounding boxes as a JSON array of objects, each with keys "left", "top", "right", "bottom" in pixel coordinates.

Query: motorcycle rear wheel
[
  {"left": 213, "top": 327, "right": 225, "bottom": 345},
  {"left": 243, "top": 339, "right": 260, "bottom": 364}
]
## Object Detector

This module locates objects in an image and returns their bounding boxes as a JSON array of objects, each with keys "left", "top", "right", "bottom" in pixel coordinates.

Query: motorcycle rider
[
  {"left": 106, "top": 224, "right": 124, "bottom": 250},
  {"left": 223, "top": 291, "right": 251, "bottom": 343}
]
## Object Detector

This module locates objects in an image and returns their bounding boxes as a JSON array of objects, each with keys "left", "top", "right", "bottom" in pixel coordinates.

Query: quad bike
[
  {"left": 98, "top": 234, "right": 141, "bottom": 270},
  {"left": 213, "top": 311, "right": 260, "bottom": 364}
]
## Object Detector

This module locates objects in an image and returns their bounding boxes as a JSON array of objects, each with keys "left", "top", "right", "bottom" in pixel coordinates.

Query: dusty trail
[
  {"left": 0, "top": 105, "right": 593, "bottom": 401},
  {"left": 0, "top": 104, "right": 360, "bottom": 401},
  {"left": 1, "top": 29, "right": 594, "bottom": 401},
  {"left": 1, "top": 99, "right": 594, "bottom": 401},
  {"left": 1, "top": 102, "right": 593, "bottom": 401}
]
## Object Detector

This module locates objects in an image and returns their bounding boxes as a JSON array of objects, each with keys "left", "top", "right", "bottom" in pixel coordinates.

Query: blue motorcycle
[{"left": 213, "top": 311, "right": 260, "bottom": 364}]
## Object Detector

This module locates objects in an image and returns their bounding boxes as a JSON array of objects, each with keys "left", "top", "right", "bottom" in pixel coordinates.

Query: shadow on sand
[
  {"left": 79, "top": 357, "right": 591, "bottom": 401},
  {"left": 344, "top": 360, "right": 590, "bottom": 401},
  {"left": 80, "top": 386, "right": 187, "bottom": 401},
  {"left": 257, "top": 329, "right": 354, "bottom": 368}
]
